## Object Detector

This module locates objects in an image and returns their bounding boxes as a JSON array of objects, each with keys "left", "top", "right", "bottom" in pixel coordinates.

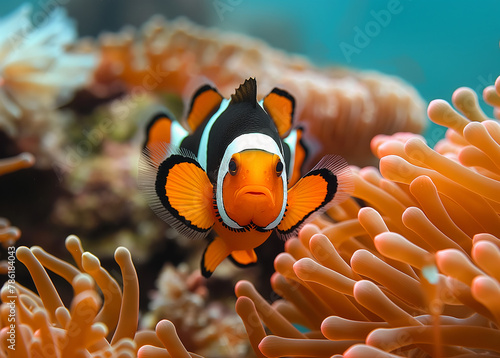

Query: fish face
[{"left": 222, "top": 150, "right": 285, "bottom": 228}]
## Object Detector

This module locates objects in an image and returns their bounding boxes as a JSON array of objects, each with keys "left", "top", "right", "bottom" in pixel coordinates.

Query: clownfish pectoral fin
[
  {"left": 186, "top": 84, "right": 223, "bottom": 132},
  {"left": 263, "top": 87, "right": 295, "bottom": 137},
  {"left": 229, "top": 249, "right": 258, "bottom": 267},
  {"left": 138, "top": 145, "right": 215, "bottom": 241},
  {"left": 277, "top": 155, "right": 354, "bottom": 240},
  {"left": 201, "top": 236, "right": 232, "bottom": 278}
]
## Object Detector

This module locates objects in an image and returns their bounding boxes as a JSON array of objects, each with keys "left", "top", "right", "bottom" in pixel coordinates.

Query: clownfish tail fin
[{"left": 276, "top": 155, "right": 353, "bottom": 240}]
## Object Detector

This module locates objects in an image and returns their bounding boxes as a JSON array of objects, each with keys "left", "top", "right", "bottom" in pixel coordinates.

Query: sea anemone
[
  {"left": 91, "top": 16, "right": 426, "bottom": 166},
  {"left": 0, "top": 5, "right": 96, "bottom": 166},
  {"left": 0, "top": 235, "right": 140, "bottom": 357},
  {"left": 0, "top": 234, "right": 250, "bottom": 358},
  {"left": 235, "top": 78, "right": 500, "bottom": 357}
]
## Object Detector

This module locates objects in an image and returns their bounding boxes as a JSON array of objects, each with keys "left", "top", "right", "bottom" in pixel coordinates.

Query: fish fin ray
[
  {"left": 277, "top": 155, "right": 353, "bottom": 240},
  {"left": 138, "top": 144, "right": 214, "bottom": 240}
]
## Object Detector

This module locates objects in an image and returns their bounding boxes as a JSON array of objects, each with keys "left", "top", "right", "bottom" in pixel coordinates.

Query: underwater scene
[{"left": 1, "top": 0, "right": 500, "bottom": 357}]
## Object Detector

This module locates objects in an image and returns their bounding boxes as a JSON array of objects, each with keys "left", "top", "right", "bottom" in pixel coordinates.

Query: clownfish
[{"left": 139, "top": 78, "right": 352, "bottom": 277}]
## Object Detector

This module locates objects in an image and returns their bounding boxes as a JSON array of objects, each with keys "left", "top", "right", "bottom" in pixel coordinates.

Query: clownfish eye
[
  {"left": 276, "top": 160, "right": 284, "bottom": 177},
  {"left": 229, "top": 158, "right": 238, "bottom": 175}
]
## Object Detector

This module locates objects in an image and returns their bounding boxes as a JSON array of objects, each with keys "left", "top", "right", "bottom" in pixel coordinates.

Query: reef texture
[
  {"left": 92, "top": 16, "right": 426, "bottom": 166},
  {"left": 50, "top": 140, "right": 168, "bottom": 261},
  {"left": 234, "top": 80, "right": 500, "bottom": 357},
  {"left": 142, "top": 263, "right": 249, "bottom": 357},
  {"left": 0, "top": 5, "right": 96, "bottom": 167}
]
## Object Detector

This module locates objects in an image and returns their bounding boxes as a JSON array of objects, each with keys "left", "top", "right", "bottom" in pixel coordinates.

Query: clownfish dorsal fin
[
  {"left": 186, "top": 84, "right": 224, "bottom": 131},
  {"left": 277, "top": 155, "right": 353, "bottom": 240},
  {"left": 263, "top": 87, "right": 296, "bottom": 137},
  {"left": 231, "top": 78, "right": 257, "bottom": 108},
  {"left": 138, "top": 144, "right": 215, "bottom": 241}
]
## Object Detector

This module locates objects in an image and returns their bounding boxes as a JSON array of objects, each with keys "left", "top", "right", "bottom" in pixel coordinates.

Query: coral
[
  {"left": 142, "top": 263, "right": 250, "bottom": 357},
  {"left": 51, "top": 141, "right": 167, "bottom": 260},
  {"left": 235, "top": 79, "right": 500, "bottom": 357},
  {"left": 0, "top": 5, "right": 96, "bottom": 167},
  {"left": 91, "top": 16, "right": 426, "bottom": 166}
]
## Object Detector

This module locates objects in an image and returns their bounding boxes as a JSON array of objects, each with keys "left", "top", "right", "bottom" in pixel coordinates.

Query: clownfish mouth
[{"left": 235, "top": 185, "right": 275, "bottom": 206}]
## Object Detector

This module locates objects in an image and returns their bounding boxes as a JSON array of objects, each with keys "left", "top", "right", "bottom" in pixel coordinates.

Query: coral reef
[
  {"left": 92, "top": 16, "right": 426, "bottom": 166},
  {"left": 234, "top": 81, "right": 500, "bottom": 356},
  {"left": 0, "top": 5, "right": 96, "bottom": 167},
  {"left": 51, "top": 140, "right": 167, "bottom": 260},
  {"left": 142, "top": 263, "right": 250, "bottom": 357}
]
